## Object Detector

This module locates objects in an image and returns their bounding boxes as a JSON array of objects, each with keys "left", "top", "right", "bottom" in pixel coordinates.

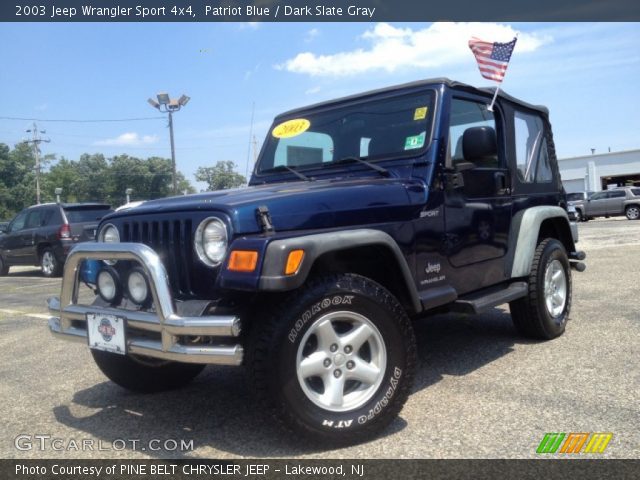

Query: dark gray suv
[
  {"left": 0, "top": 203, "right": 113, "bottom": 277},
  {"left": 574, "top": 187, "right": 640, "bottom": 221}
]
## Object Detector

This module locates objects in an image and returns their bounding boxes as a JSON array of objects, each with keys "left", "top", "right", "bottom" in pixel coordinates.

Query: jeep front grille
[{"left": 121, "top": 219, "right": 195, "bottom": 297}]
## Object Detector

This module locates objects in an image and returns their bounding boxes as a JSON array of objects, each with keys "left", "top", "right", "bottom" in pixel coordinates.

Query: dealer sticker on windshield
[
  {"left": 404, "top": 132, "right": 426, "bottom": 150},
  {"left": 87, "top": 313, "right": 126, "bottom": 355},
  {"left": 413, "top": 107, "right": 428, "bottom": 120},
  {"left": 272, "top": 118, "right": 310, "bottom": 139}
]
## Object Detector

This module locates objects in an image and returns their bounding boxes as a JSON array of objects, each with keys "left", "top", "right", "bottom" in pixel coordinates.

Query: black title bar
[
  {"left": 2, "top": 459, "right": 640, "bottom": 480},
  {"left": 2, "top": 0, "right": 640, "bottom": 22}
]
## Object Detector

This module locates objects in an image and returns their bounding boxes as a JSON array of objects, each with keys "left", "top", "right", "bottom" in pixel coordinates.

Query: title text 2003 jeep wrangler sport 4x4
[{"left": 48, "top": 79, "right": 585, "bottom": 444}]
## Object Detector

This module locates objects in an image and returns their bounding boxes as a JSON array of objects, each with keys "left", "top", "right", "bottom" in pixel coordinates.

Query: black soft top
[{"left": 277, "top": 77, "right": 548, "bottom": 119}]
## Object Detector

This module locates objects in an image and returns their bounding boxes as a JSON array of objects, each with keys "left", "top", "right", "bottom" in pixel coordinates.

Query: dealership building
[{"left": 558, "top": 149, "right": 640, "bottom": 194}]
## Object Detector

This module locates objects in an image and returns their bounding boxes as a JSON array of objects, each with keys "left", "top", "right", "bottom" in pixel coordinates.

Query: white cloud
[
  {"left": 239, "top": 22, "right": 260, "bottom": 30},
  {"left": 305, "top": 28, "right": 320, "bottom": 43},
  {"left": 277, "top": 22, "right": 552, "bottom": 77},
  {"left": 244, "top": 62, "right": 261, "bottom": 81},
  {"left": 94, "top": 132, "right": 158, "bottom": 147},
  {"left": 305, "top": 86, "right": 321, "bottom": 95}
]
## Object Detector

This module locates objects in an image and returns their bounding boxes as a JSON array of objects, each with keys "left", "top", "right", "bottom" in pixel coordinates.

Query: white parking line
[{"left": 0, "top": 308, "right": 49, "bottom": 319}]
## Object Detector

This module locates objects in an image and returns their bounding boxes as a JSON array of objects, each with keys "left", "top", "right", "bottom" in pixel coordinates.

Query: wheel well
[
  {"left": 36, "top": 243, "right": 51, "bottom": 259},
  {"left": 307, "top": 245, "right": 416, "bottom": 313},
  {"left": 537, "top": 218, "right": 575, "bottom": 253}
]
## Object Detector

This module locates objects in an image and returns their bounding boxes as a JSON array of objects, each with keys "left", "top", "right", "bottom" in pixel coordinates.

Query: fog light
[
  {"left": 97, "top": 267, "right": 121, "bottom": 304},
  {"left": 126, "top": 268, "right": 150, "bottom": 305}
]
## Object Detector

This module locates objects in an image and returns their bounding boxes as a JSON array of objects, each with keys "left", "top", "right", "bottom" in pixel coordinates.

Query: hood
[{"left": 105, "top": 176, "right": 428, "bottom": 234}]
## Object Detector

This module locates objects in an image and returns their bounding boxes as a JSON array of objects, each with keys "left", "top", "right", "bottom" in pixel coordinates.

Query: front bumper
[{"left": 47, "top": 242, "right": 243, "bottom": 365}]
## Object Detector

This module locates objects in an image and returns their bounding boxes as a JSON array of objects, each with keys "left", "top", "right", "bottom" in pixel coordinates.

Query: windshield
[
  {"left": 566, "top": 193, "right": 585, "bottom": 202},
  {"left": 256, "top": 91, "right": 434, "bottom": 175}
]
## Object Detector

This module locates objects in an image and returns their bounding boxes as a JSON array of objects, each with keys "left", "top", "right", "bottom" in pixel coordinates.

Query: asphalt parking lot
[{"left": 1, "top": 219, "right": 638, "bottom": 459}]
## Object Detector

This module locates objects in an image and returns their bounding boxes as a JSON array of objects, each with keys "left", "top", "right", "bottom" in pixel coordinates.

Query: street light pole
[
  {"left": 147, "top": 92, "right": 190, "bottom": 196},
  {"left": 168, "top": 110, "right": 177, "bottom": 195}
]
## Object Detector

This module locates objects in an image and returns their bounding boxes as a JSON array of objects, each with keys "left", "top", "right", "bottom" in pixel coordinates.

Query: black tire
[
  {"left": 0, "top": 256, "right": 8, "bottom": 276},
  {"left": 247, "top": 274, "right": 416, "bottom": 445},
  {"left": 575, "top": 209, "right": 583, "bottom": 222},
  {"left": 625, "top": 205, "right": 640, "bottom": 220},
  {"left": 510, "top": 238, "right": 572, "bottom": 340},
  {"left": 40, "top": 248, "right": 62, "bottom": 277},
  {"left": 91, "top": 350, "right": 206, "bottom": 393}
]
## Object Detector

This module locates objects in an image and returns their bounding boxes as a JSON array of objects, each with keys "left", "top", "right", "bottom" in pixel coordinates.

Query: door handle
[{"left": 494, "top": 172, "right": 510, "bottom": 195}]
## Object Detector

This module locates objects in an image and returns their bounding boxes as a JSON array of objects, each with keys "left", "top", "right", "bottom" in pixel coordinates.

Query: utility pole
[{"left": 25, "top": 123, "right": 50, "bottom": 204}]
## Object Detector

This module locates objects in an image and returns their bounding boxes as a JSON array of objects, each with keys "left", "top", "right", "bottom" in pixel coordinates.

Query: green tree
[
  {"left": 195, "top": 161, "right": 246, "bottom": 191},
  {"left": 0, "top": 142, "right": 37, "bottom": 218},
  {"left": 0, "top": 144, "right": 197, "bottom": 216}
]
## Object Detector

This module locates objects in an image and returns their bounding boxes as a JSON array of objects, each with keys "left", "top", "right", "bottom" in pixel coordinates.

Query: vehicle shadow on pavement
[
  {"left": 51, "top": 308, "right": 529, "bottom": 457},
  {"left": 411, "top": 307, "right": 532, "bottom": 391}
]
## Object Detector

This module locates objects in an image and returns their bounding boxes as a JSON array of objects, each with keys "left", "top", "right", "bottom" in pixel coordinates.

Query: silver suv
[{"left": 574, "top": 187, "right": 640, "bottom": 221}]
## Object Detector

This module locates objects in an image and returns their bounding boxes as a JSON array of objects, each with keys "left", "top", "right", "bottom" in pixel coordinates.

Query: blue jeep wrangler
[{"left": 48, "top": 79, "right": 585, "bottom": 443}]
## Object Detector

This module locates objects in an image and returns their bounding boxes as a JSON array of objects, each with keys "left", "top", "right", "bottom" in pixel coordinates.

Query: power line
[{"left": 0, "top": 115, "right": 165, "bottom": 123}]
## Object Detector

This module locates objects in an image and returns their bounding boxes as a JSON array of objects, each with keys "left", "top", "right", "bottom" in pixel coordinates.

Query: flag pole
[{"left": 487, "top": 85, "right": 500, "bottom": 112}]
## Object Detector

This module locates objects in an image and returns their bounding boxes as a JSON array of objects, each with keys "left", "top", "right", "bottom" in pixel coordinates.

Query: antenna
[{"left": 245, "top": 101, "right": 255, "bottom": 183}]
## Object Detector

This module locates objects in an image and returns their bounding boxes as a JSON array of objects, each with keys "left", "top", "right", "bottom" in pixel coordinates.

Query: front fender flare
[{"left": 259, "top": 229, "right": 422, "bottom": 313}]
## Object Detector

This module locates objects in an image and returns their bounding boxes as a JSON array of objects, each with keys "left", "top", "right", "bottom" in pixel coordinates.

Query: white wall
[{"left": 558, "top": 149, "right": 640, "bottom": 193}]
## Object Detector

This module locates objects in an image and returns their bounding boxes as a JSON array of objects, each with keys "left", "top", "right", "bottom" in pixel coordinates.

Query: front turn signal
[
  {"left": 285, "top": 249, "right": 305, "bottom": 275},
  {"left": 228, "top": 250, "right": 259, "bottom": 272}
]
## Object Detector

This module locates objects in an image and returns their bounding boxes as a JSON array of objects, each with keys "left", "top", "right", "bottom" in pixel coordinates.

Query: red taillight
[{"left": 58, "top": 223, "right": 71, "bottom": 239}]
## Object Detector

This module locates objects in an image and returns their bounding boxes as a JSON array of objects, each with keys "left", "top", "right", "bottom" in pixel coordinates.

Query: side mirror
[
  {"left": 462, "top": 126, "right": 497, "bottom": 163},
  {"left": 0, "top": 225, "right": 7, "bottom": 234}
]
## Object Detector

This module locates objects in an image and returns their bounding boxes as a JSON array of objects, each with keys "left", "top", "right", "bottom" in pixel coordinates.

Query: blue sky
[{"left": 1, "top": 22, "right": 638, "bottom": 191}]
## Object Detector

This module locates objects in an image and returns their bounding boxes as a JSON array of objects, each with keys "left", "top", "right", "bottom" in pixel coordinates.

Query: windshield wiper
[
  {"left": 330, "top": 156, "right": 391, "bottom": 177},
  {"left": 261, "top": 164, "right": 313, "bottom": 181}
]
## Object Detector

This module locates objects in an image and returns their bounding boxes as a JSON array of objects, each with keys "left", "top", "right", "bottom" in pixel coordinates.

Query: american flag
[{"left": 468, "top": 37, "right": 517, "bottom": 83}]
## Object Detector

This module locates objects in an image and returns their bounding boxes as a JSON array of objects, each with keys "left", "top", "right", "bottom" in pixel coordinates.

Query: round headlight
[
  {"left": 99, "top": 224, "right": 120, "bottom": 243},
  {"left": 97, "top": 267, "right": 121, "bottom": 304},
  {"left": 126, "top": 268, "right": 150, "bottom": 305},
  {"left": 98, "top": 224, "right": 120, "bottom": 265},
  {"left": 195, "top": 218, "right": 228, "bottom": 267}
]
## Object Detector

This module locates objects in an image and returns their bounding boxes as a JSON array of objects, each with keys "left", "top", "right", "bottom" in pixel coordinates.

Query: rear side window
[
  {"left": 632, "top": 188, "right": 640, "bottom": 196},
  {"left": 609, "top": 191, "right": 625, "bottom": 198},
  {"left": 514, "top": 111, "right": 552, "bottom": 183},
  {"left": 64, "top": 207, "right": 112, "bottom": 223},
  {"left": 25, "top": 209, "right": 46, "bottom": 228}
]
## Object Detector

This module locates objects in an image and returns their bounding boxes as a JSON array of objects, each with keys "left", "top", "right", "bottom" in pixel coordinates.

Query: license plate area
[{"left": 87, "top": 313, "right": 127, "bottom": 355}]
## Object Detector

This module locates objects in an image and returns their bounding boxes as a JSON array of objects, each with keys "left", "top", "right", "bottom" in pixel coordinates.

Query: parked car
[
  {"left": 0, "top": 203, "right": 113, "bottom": 277},
  {"left": 48, "top": 78, "right": 585, "bottom": 444},
  {"left": 573, "top": 187, "right": 640, "bottom": 221}
]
